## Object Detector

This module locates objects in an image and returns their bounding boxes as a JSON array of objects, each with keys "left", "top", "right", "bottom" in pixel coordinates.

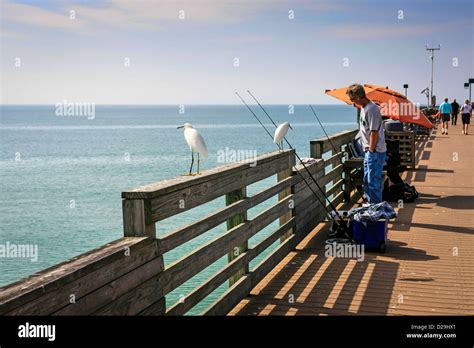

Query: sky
[{"left": 1, "top": 0, "right": 473, "bottom": 105}]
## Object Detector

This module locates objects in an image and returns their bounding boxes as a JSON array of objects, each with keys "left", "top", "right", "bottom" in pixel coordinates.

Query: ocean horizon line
[
  {"left": 0, "top": 103, "right": 349, "bottom": 107},
  {"left": 0, "top": 122, "right": 357, "bottom": 131}
]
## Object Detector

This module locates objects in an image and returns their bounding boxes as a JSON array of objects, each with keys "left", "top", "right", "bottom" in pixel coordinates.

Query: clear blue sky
[{"left": 1, "top": 0, "right": 473, "bottom": 105}]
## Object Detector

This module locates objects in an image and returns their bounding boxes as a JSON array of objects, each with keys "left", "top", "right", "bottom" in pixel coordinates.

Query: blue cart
[{"left": 352, "top": 219, "right": 388, "bottom": 253}]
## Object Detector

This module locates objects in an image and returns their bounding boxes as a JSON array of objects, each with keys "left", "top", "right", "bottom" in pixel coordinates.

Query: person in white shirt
[{"left": 460, "top": 99, "right": 472, "bottom": 135}]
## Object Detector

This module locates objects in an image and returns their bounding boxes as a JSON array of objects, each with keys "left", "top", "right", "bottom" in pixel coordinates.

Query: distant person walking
[
  {"left": 439, "top": 98, "right": 452, "bottom": 135},
  {"left": 346, "top": 83, "right": 386, "bottom": 204},
  {"left": 460, "top": 99, "right": 472, "bottom": 135},
  {"left": 451, "top": 99, "right": 459, "bottom": 125}
]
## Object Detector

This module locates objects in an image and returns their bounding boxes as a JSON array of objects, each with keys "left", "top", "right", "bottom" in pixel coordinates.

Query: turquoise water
[{"left": 0, "top": 104, "right": 356, "bottom": 314}]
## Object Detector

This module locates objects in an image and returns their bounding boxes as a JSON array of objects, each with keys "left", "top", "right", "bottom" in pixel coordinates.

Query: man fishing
[{"left": 346, "top": 84, "right": 387, "bottom": 204}]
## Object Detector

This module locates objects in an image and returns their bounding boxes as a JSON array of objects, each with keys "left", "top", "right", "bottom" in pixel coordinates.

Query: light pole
[
  {"left": 425, "top": 45, "right": 440, "bottom": 106},
  {"left": 403, "top": 84, "right": 409, "bottom": 98}
]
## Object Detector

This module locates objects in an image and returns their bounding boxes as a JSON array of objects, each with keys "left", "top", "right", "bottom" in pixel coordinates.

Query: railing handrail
[
  {"left": 122, "top": 150, "right": 295, "bottom": 199},
  {"left": 310, "top": 129, "right": 359, "bottom": 158}
]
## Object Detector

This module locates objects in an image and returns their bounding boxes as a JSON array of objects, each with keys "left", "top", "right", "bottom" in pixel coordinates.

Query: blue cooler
[{"left": 353, "top": 219, "right": 388, "bottom": 253}]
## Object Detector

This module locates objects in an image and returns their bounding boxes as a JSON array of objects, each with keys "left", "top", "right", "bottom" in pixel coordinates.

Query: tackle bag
[{"left": 382, "top": 179, "right": 419, "bottom": 203}]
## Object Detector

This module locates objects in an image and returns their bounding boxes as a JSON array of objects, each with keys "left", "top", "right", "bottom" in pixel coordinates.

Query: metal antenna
[{"left": 425, "top": 44, "right": 441, "bottom": 106}]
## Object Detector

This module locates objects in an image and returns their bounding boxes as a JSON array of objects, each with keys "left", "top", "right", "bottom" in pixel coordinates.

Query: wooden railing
[
  {"left": 385, "top": 130, "right": 416, "bottom": 168},
  {"left": 311, "top": 129, "right": 359, "bottom": 203},
  {"left": 0, "top": 129, "right": 359, "bottom": 315},
  {"left": 0, "top": 237, "right": 163, "bottom": 315},
  {"left": 125, "top": 149, "right": 298, "bottom": 315}
]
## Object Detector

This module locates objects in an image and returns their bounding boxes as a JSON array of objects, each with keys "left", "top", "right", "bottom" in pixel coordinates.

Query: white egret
[
  {"left": 177, "top": 123, "right": 208, "bottom": 175},
  {"left": 274, "top": 122, "right": 292, "bottom": 150}
]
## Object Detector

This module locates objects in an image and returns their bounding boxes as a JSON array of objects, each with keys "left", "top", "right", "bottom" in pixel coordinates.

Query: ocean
[{"left": 0, "top": 104, "right": 357, "bottom": 314}]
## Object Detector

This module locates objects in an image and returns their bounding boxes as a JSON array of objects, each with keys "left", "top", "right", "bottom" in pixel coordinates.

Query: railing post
[
  {"left": 410, "top": 132, "right": 416, "bottom": 168},
  {"left": 343, "top": 168, "right": 353, "bottom": 203},
  {"left": 278, "top": 167, "right": 294, "bottom": 242},
  {"left": 120, "top": 198, "right": 165, "bottom": 315},
  {"left": 122, "top": 198, "right": 156, "bottom": 238},
  {"left": 226, "top": 187, "right": 248, "bottom": 286},
  {"left": 311, "top": 142, "right": 323, "bottom": 159},
  {"left": 341, "top": 141, "right": 352, "bottom": 203}
]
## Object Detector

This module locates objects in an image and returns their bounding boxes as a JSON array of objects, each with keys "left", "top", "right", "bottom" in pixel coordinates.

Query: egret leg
[
  {"left": 197, "top": 153, "right": 200, "bottom": 175},
  {"left": 189, "top": 152, "right": 194, "bottom": 175}
]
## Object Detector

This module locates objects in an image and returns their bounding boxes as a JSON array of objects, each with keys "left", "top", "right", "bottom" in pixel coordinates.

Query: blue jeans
[{"left": 363, "top": 151, "right": 386, "bottom": 204}]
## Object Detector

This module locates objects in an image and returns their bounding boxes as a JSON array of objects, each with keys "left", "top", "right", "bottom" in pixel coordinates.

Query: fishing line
[
  {"left": 238, "top": 92, "right": 350, "bottom": 235},
  {"left": 235, "top": 92, "right": 281, "bottom": 151},
  {"left": 246, "top": 91, "right": 347, "bottom": 223}
]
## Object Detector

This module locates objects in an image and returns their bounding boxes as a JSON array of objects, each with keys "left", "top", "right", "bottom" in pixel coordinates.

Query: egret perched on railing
[
  {"left": 177, "top": 123, "right": 208, "bottom": 175},
  {"left": 274, "top": 122, "right": 292, "bottom": 151}
]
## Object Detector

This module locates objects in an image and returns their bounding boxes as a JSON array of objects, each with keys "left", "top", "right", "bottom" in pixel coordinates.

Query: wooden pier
[{"left": 1, "top": 126, "right": 473, "bottom": 316}]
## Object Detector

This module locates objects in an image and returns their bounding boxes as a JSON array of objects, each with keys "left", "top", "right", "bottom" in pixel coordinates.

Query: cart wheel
[{"left": 379, "top": 242, "right": 386, "bottom": 254}]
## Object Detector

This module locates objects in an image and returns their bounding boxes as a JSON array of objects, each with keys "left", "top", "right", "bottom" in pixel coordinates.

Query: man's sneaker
[{"left": 362, "top": 202, "right": 371, "bottom": 207}]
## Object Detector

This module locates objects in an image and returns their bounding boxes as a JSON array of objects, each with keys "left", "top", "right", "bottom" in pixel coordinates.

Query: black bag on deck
[
  {"left": 383, "top": 179, "right": 419, "bottom": 203},
  {"left": 384, "top": 140, "right": 406, "bottom": 184}
]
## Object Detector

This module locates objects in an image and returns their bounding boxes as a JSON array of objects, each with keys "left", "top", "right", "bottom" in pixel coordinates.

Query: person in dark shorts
[
  {"left": 460, "top": 99, "right": 472, "bottom": 135},
  {"left": 451, "top": 99, "right": 459, "bottom": 125},
  {"left": 438, "top": 98, "right": 452, "bottom": 135}
]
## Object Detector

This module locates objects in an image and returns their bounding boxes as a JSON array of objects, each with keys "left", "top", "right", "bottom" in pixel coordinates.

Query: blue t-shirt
[{"left": 439, "top": 102, "right": 452, "bottom": 114}]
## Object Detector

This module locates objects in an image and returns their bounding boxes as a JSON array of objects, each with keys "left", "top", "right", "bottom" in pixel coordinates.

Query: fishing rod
[
  {"left": 235, "top": 92, "right": 281, "bottom": 151},
  {"left": 236, "top": 92, "right": 342, "bottom": 232},
  {"left": 246, "top": 91, "right": 344, "bottom": 217},
  {"left": 243, "top": 91, "right": 351, "bottom": 235},
  {"left": 308, "top": 105, "right": 367, "bottom": 204}
]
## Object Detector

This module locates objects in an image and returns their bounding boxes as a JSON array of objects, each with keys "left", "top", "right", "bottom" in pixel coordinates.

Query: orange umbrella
[{"left": 325, "top": 84, "right": 434, "bottom": 128}]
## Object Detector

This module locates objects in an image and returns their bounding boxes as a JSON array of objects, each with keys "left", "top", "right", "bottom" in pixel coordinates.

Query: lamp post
[
  {"left": 425, "top": 45, "right": 441, "bottom": 106},
  {"left": 403, "top": 84, "right": 409, "bottom": 98}
]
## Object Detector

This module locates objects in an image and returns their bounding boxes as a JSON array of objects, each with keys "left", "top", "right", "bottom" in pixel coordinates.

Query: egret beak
[
  {"left": 177, "top": 125, "right": 184, "bottom": 129},
  {"left": 289, "top": 125, "right": 293, "bottom": 130}
]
